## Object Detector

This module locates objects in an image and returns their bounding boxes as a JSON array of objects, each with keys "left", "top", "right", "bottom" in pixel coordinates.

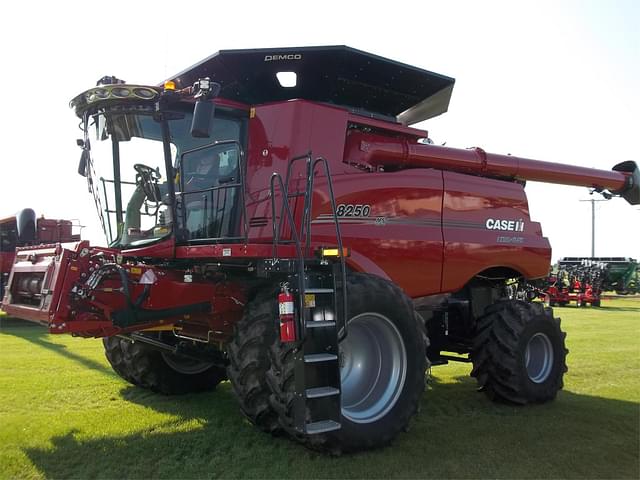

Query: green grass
[{"left": 1, "top": 299, "right": 638, "bottom": 479}]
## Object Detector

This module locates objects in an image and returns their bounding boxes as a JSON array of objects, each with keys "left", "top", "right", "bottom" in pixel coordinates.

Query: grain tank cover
[{"left": 165, "top": 46, "right": 455, "bottom": 124}]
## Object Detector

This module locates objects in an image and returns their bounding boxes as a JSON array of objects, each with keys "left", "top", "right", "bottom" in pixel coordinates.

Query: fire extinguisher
[{"left": 278, "top": 284, "right": 297, "bottom": 343}]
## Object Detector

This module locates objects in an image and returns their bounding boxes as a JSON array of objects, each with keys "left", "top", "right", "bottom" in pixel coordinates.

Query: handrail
[
  {"left": 271, "top": 152, "right": 348, "bottom": 341},
  {"left": 309, "top": 157, "right": 348, "bottom": 340},
  {"left": 280, "top": 152, "right": 313, "bottom": 251},
  {"left": 270, "top": 172, "right": 307, "bottom": 338}
]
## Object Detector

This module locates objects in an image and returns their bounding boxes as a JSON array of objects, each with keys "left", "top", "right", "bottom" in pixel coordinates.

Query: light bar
[{"left": 69, "top": 84, "right": 160, "bottom": 116}]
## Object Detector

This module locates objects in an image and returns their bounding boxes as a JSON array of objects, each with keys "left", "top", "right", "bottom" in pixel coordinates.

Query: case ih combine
[
  {"left": 0, "top": 209, "right": 79, "bottom": 299},
  {"left": 2, "top": 46, "right": 638, "bottom": 453}
]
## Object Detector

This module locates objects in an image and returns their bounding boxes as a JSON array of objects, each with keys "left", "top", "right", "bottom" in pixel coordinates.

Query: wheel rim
[
  {"left": 161, "top": 352, "right": 213, "bottom": 375},
  {"left": 524, "top": 332, "right": 554, "bottom": 383},
  {"left": 340, "top": 313, "right": 407, "bottom": 424}
]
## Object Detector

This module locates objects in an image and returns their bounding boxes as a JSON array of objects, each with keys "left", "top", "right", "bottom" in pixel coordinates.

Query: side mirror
[
  {"left": 78, "top": 149, "right": 90, "bottom": 177},
  {"left": 190, "top": 78, "right": 221, "bottom": 138},
  {"left": 16, "top": 208, "right": 36, "bottom": 244},
  {"left": 190, "top": 100, "right": 214, "bottom": 138}
]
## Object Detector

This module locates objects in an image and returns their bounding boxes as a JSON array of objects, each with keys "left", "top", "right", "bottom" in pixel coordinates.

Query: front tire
[
  {"left": 103, "top": 336, "right": 140, "bottom": 385},
  {"left": 226, "top": 291, "right": 281, "bottom": 434},
  {"left": 267, "top": 273, "right": 428, "bottom": 453},
  {"left": 104, "top": 335, "right": 226, "bottom": 394},
  {"left": 470, "top": 300, "right": 568, "bottom": 404}
]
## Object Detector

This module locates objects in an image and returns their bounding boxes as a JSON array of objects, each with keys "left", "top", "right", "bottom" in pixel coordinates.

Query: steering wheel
[{"left": 134, "top": 163, "right": 162, "bottom": 202}]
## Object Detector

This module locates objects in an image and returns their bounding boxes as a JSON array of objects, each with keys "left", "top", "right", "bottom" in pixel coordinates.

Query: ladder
[{"left": 269, "top": 153, "right": 346, "bottom": 435}]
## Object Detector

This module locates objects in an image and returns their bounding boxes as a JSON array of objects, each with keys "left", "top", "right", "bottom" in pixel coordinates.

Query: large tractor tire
[
  {"left": 227, "top": 291, "right": 281, "bottom": 434},
  {"left": 104, "top": 335, "right": 226, "bottom": 394},
  {"left": 471, "top": 300, "right": 568, "bottom": 404},
  {"left": 103, "top": 336, "right": 140, "bottom": 385},
  {"left": 267, "top": 273, "right": 428, "bottom": 453}
]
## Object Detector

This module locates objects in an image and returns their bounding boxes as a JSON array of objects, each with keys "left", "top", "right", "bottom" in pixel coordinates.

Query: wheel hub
[
  {"left": 340, "top": 313, "right": 407, "bottom": 424},
  {"left": 524, "top": 332, "right": 554, "bottom": 383},
  {"left": 161, "top": 352, "right": 214, "bottom": 375}
]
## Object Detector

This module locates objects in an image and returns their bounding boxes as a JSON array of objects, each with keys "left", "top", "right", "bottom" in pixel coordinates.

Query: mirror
[
  {"left": 16, "top": 208, "right": 36, "bottom": 244},
  {"left": 191, "top": 100, "right": 214, "bottom": 138},
  {"left": 78, "top": 149, "right": 90, "bottom": 177}
]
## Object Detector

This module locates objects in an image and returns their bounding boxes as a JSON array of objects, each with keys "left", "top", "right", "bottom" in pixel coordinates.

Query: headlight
[
  {"left": 111, "top": 87, "right": 131, "bottom": 98},
  {"left": 133, "top": 88, "right": 156, "bottom": 99}
]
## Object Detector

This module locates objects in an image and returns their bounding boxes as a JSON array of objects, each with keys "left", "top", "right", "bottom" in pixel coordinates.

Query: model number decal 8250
[{"left": 336, "top": 204, "right": 371, "bottom": 217}]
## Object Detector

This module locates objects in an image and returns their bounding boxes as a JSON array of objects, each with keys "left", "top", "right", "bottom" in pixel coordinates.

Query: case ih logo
[
  {"left": 485, "top": 218, "right": 525, "bottom": 232},
  {"left": 264, "top": 54, "right": 303, "bottom": 62}
]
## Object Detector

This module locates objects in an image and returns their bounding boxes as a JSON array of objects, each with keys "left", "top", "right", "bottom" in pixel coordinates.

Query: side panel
[
  {"left": 244, "top": 100, "right": 349, "bottom": 240},
  {"left": 441, "top": 171, "right": 551, "bottom": 293},
  {"left": 310, "top": 169, "right": 444, "bottom": 297}
]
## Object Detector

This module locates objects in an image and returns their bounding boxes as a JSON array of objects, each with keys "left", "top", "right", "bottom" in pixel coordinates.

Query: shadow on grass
[
  {"left": 22, "top": 376, "right": 640, "bottom": 479},
  {"left": 0, "top": 317, "right": 115, "bottom": 377}
]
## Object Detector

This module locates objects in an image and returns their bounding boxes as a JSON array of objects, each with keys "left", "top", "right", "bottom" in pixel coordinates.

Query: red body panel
[
  {"left": 441, "top": 172, "right": 551, "bottom": 292},
  {"left": 242, "top": 101, "right": 551, "bottom": 295}
]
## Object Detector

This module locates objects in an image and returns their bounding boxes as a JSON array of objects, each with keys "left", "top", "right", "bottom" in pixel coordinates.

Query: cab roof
[{"left": 164, "top": 45, "right": 455, "bottom": 125}]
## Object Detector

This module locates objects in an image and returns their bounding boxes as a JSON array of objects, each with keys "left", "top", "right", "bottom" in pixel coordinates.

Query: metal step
[
  {"left": 305, "top": 419, "right": 341, "bottom": 435},
  {"left": 304, "top": 288, "right": 334, "bottom": 294},
  {"left": 304, "top": 353, "right": 338, "bottom": 363},
  {"left": 306, "top": 386, "right": 340, "bottom": 399},
  {"left": 306, "top": 320, "right": 336, "bottom": 328}
]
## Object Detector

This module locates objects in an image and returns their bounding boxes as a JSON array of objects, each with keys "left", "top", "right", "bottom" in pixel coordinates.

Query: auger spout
[{"left": 345, "top": 131, "right": 639, "bottom": 204}]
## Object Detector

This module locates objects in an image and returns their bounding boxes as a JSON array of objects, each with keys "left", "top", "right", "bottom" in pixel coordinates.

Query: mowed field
[{"left": 0, "top": 298, "right": 638, "bottom": 479}]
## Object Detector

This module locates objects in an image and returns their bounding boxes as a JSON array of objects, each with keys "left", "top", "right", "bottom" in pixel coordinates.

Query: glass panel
[{"left": 178, "top": 142, "right": 241, "bottom": 241}]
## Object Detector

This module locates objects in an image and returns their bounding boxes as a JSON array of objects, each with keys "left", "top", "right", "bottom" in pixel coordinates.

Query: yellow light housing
[
  {"left": 320, "top": 247, "right": 350, "bottom": 257},
  {"left": 164, "top": 80, "right": 176, "bottom": 91}
]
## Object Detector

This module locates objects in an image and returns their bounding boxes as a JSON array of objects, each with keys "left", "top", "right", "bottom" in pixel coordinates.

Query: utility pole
[{"left": 579, "top": 198, "right": 608, "bottom": 257}]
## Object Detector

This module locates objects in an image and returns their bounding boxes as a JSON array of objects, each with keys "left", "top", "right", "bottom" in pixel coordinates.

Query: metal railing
[{"left": 269, "top": 152, "right": 347, "bottom": 340}]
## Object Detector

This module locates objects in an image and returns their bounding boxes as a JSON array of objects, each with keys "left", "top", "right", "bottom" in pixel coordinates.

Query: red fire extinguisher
[{"left": 278, "top": 285, "right": 297, "bottom": 343}]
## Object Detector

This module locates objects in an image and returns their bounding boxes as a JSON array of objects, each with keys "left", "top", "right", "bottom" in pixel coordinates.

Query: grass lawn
[{"left": 0, "top": 299, "right": 638, "bottom": 479}]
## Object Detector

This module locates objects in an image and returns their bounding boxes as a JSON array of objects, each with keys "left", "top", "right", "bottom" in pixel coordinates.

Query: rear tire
[
  {"left": 267, "top": 273, "right": 428, "bottom": 453},
  {"left": 470, "top": 300, "right": 568, "bottom": 404},
  {"left": 105, "top": 335, "right": 226, "bottom": 394}
]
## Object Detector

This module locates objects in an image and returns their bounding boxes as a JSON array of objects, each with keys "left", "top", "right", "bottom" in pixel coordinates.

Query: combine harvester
[{"left": 2, "top": 46, "right": 638, "bottom": 452}]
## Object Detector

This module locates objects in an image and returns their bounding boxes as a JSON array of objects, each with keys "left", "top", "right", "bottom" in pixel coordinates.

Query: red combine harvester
[
  {"left": 2, "top": 46, "right": 638, "bottom": 452},
  {"left": 0, "top": 209, "right": 79, "bottom": 299}
]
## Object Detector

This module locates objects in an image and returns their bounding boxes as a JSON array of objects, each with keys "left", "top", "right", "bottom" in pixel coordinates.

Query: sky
[{"left": 1, "top": 0, "right": 638, "bottom": 262}]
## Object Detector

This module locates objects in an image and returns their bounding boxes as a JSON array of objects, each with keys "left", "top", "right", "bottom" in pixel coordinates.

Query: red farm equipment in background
[
  {"left": 542, "top": 257, "right": 640, "bottom": 307},
  {"left": 542, "top": 259, "right": 607, "bottom": 307},
  {"left": 0, "top": 209, "right": 80, "bottom": 301},
  {"left": 2, "top": 46, "right": 639, "bottom": 453}
]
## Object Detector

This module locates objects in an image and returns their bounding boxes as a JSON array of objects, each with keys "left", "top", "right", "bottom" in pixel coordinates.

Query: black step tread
[
  {"left": 306, "top": 386, "right": 340, "bottom": 398},
  {"left": 305, "top": 420, "right": 341, "bottom": 434},
  {"left": 304, "top": 353, "right": 338, "bottom": 363},
  {"left": 304, "top": 288, "right": 335, "bottom": 294},
  {"left": 306, "top": 320, "right": 336, "bottom": 328}
]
